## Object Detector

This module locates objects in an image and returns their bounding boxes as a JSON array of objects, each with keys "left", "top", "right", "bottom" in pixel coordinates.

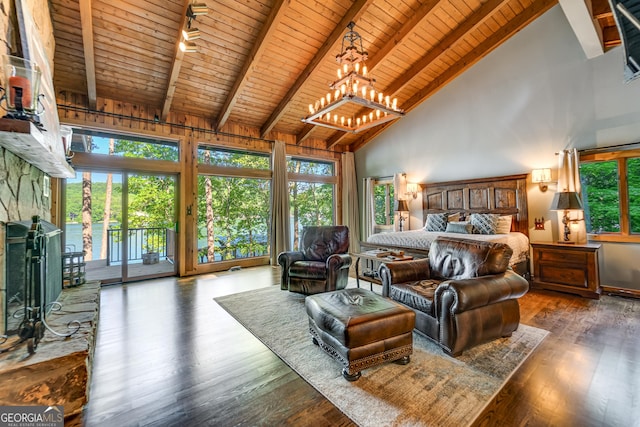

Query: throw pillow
[
  {"left": 445, "top": 221, "right": 472, "bottom": 234},
  {"left": 424, "top": 213, "right": 448, "bottom": 232},
  {"left": 447, "top": 212, "right": 461, "bottom": 222},
  {"left": 470, "top": 213, "right": 499, "bottom": 234},
  {"left": 496, "top": 215, "right": 513, "bottom": 234}
]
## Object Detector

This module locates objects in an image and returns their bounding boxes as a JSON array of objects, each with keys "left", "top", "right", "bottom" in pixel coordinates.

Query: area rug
[{"left": 215, "top": 286, "right": 548, "bottom": 427}]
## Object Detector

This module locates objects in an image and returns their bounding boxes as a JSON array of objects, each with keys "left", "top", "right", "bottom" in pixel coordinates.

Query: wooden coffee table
[{"left": 351, "top": 249, "right": 413, "bottom": 290}]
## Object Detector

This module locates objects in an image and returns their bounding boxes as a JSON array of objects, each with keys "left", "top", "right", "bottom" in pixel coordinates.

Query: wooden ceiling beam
[
  {"left": 349, "top": 0, "right": 557, "bottom": 151},
  {"left": 216, "top": 0, "right": 289, "bottom": 131},
  {"left": 259, "top": 0, "right": 372, "bottom": 138},
  {"left": 559, "top": 0, "right": 605, "bottom": 59},
  {"left": 161, "top": 0, "right": 191, "bottom": 122},
  {"left": 79, "top": 0, "right": 97, "bottom": 109},
  {"left": 326, "top": 0, "right": 509, "bottom": 150}
]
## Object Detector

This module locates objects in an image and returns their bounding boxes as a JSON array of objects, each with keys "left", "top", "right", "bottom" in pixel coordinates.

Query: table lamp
[
  {"left": 395, "top": 199, "right": 409, "bottom": 231},
  {"left": 550, "top": 191, "right": 583, "bottom": 242}
]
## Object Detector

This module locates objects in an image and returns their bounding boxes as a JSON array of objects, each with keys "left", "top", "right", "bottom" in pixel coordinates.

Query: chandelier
[{"left": 302, "top": 22, "right": 404, "bottom": 134}]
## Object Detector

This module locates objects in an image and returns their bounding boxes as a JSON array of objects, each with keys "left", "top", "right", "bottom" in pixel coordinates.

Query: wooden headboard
[{"left": 420, "top": 174, "right": 529, "bottom": 237}]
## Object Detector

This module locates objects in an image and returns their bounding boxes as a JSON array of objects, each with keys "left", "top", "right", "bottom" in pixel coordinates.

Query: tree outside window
[
  {"left": 373, "top": 179, "right": 395, "bottom": 229},
  {"left": 580, "top": 148, "right": 640, "bottom": 242}
]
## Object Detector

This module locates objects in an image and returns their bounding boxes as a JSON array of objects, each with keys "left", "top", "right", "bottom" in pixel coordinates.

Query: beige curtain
[
  {"left": 393, "top": 173, "right": 406, "bottom": 231},
  {"left": 363, "top": 177, "right": 375, "bottom": 242},
  {"left": 557, "top": 148, "right": 586, "bottom": 243},
  {"left": 341, "top": 152, "right": 360, "bottom": 253},
  {"left": 270, "top": 140, "right": 290, "bottom": 265}
]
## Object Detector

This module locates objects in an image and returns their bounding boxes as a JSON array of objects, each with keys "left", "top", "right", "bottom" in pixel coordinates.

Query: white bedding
[{"left": 366, "top": 230, "right": 530, "bottom": 265}]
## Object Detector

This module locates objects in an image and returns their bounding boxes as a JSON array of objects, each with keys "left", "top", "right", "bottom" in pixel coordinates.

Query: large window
[
  {"left": 373, "top": 178, "right": 395, "bottom": 230},
  {"left": 197, "top": 147, "right": 270, "bottom": 263},
  {"left": 580, "top": 148, "right": 640, "bottom": 242},
  {"left": 287, "top": 157, "right": 337, "bottom": 250},
  {"left": 72, "top": 130, "right": 179, "bottom": 161}
]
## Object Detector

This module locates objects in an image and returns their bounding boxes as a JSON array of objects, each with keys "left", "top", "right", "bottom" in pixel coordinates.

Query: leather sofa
[
  {"left": 278, "top": 225, "right": 352, "bottom": 295},
  {"left": 379, "top": 236, "right": 529, "bottom": 356}
]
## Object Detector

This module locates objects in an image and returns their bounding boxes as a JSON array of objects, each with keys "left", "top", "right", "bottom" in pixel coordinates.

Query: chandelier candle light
[{"left": 302, "top": 22, "right": 405, "bottom": 134}]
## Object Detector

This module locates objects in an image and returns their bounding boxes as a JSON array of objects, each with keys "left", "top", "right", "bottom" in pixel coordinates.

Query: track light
[
  {"left": 187, "top": 3, "right": 208, "bottom": 17},
  {"left": 182, "top": 28, "right": 201, "bottom": 41},
  {"left": 179, "top": 41, "right": 197, "bottom": 53}
]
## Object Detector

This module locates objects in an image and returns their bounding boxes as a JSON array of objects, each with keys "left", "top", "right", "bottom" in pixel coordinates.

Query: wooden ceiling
[{"left": 49, "top": 0, "right": 619, "bottom": 152}]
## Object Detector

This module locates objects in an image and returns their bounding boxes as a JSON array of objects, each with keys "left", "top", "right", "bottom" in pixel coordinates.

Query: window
[
  {"left": 580, "top": 148, "right": 640, "bottom": 242},
  {"left": 373, "top": 178, "right": 395, "bottom": 229},
  {"left": 72, "top": 130, "right": 179, "bottom": 161},
  {"left": 197, "top": 147, "right": 271, "bottom": 263},
  {"left": 287, "top": 157, "right": 337, "bottom": 250}
]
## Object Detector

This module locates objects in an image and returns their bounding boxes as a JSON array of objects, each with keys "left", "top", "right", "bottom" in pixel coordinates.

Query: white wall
[{"left": 355, "top": 5, "right": 640, "bottom": 290}]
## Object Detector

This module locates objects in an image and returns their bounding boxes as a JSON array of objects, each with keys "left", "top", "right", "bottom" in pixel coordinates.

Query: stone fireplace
[{"left": 0, "top": 147, "right": 52, "bottom": 336}]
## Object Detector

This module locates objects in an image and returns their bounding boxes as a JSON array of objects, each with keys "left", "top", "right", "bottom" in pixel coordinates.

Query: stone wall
[{"left": 0, "top": 147, "right": 51, "bottom": 335}]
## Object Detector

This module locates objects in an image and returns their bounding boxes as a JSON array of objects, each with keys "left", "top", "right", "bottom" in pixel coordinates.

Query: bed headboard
[{"left": 420, "top": 174, "right": 529, "bottom": 237}]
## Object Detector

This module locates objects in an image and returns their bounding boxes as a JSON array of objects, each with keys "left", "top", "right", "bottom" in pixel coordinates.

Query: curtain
[
  {"left": 341, "top": 152, "right": 360, "bottom": 253},
  {"left": 393, "top": 173, "right": 406, "bottom": 231},
  {"left": 363, "top": 177, "right": 375, "bottom": 242},
  {"left": 269, "top": 140, "right": 290, "bottom": 265},
  {"left": 557, "top": 148, "right": 586, "bottom": 243}
]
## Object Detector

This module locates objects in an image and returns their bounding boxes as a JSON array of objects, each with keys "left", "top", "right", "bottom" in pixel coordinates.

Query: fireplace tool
[{"left": 1, "top": 216, "right": 81, "bottom": 355}]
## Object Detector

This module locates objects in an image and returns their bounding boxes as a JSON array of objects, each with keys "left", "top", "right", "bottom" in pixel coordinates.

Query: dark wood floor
[{"left": 80, "top": 266, "right": 640, "bottom": 427}]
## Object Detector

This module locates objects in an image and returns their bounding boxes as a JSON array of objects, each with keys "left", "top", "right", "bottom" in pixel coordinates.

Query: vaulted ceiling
[{"left": 49, "top": 0, "right": 620, "bottom": 152}]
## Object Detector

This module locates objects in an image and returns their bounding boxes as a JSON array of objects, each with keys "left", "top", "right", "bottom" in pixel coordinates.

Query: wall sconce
[
  {"left": 406, "top": 183, "right": 418, "bottom": 199},
  {"left": 531, "top": 168, "right": 552, "bottom": 192}
]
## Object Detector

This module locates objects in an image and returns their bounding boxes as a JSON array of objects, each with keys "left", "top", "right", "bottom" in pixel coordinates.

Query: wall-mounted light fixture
[
  {"left": 406, "top": 183, "right": 418, "bottom": 199},
  {"left": 531, "top": 168, "right": 552, "bottom": 192}
]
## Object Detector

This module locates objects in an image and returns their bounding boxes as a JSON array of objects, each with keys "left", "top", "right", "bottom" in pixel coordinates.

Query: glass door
[
  {"left": 63, "top": 171, "right": 177, "bottom": 284},
  {"left": 64, "top": 170, "right": 124, "bottom": 284},
  {"left": 123, "top": 173, "right": 177, "bottom": 281}
]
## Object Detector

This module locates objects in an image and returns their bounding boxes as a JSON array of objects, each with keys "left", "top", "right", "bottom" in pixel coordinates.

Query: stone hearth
[{"left": 0, "top": 281, "right": 100, "bottom": 424}]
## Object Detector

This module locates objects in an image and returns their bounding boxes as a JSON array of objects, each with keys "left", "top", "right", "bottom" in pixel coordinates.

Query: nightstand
[{"left": 531, "top": 242, "right": 602, "bottom": 299}]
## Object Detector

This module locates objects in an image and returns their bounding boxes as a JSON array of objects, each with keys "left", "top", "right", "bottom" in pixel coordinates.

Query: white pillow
[{"left": 496, "top": 215, "right": 513, "bottom": 234}]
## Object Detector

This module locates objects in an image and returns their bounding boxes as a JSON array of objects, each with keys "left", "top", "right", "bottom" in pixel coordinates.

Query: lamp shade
[
  {"left": 395, "top": 199, "right": 409, "bottom": 212},
  {"left": 531, "top": 168, "right": 551, "bottom": 183},
  {"left": 550, "top": 191, "right": 583, "bottom": 211}
]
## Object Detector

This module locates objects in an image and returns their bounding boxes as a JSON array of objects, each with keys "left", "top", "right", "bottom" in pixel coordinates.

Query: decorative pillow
[
  {"left": 447, "top": 212, "right": 462, "bottom": 223},
  {"left": 445, "top": 221, "right": 472, "bottom": 234},
  {"left": 424, "top": 213, "right": 448, "bottom": 232},
  {"left": 469, "top": 213, "right": 499, "bottom": 234},
  {"left": 496, "top": 215, "right": 513, "bottom": 234}
]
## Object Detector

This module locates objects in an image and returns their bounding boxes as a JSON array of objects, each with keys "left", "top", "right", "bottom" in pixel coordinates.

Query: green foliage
[
  {"left": 114, "top": 139, "right": 179, "bottom": 161},
  {"left": 374, "top": 183, "right": 394, "bottom": 225},
  {"left": 581, "top": 161, "right": 621, "bottom": 232},
  {"left": 65, "top": 181, "right": 122, "bottom": 224},
  {"left": 628, "top": 158, "right": 640, "bottom": 233}
]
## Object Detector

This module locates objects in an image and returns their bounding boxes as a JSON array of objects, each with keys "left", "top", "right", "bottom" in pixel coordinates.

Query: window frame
[{"left": 580, "top": 147, "right": 640, "bottom": 243}]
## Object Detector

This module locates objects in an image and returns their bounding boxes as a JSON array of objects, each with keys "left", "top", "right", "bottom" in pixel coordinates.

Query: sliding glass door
[{"left": 64, "top": 171, "right": 177, "bottom": 284}]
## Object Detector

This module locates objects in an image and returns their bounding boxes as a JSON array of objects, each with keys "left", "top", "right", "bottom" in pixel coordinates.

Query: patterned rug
[{"left": 215, "top": 286, "right": 548, "bottom": 427}]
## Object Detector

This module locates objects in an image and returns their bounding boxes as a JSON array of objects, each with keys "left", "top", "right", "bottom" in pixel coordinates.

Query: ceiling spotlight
[
  {"left": 179, "top": 41, "right": 198, "bottom": 53},
  {"left": 182, "top": 28, "right": 201, "bottom": 41},
  {"left": 187, "top": 3, "right": 208, "bottom": 17}
]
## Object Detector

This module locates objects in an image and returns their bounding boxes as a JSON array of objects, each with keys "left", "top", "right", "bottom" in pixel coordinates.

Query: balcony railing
[{"left": 106, "top": 227, "right": 171, "bottom": 266}]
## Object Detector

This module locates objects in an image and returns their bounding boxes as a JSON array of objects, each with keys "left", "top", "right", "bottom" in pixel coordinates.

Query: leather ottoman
[{"left": 305, "top": 288, "right": 415, "bottom": 381}]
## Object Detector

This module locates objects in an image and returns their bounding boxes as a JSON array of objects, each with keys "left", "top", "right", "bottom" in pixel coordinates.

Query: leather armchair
[
  {"left": 379, "top": 236, "right": 529, "bottom": 356},
  {"left": 278, "top": 225, "right": 352, "bottom": 295}
]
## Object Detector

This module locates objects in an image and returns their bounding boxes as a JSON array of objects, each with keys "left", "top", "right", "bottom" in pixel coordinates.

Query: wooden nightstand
[{"left": 531, "top": 242, "right": 602, "bottom": 299}]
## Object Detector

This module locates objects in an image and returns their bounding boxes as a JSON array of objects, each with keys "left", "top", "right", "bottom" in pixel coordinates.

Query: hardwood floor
[{"left": 80, "top": 266, "right": 640, "bottom": 426}]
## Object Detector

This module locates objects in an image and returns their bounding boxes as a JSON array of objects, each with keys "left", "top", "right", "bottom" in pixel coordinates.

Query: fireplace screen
[{"left": 3, "top": 217, "right": 62, "bottom": 336}]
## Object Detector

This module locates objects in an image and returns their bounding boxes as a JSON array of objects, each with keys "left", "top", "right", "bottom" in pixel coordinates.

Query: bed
[{"left": 362, "top": 174, "right": 531, "bottom": 278}]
